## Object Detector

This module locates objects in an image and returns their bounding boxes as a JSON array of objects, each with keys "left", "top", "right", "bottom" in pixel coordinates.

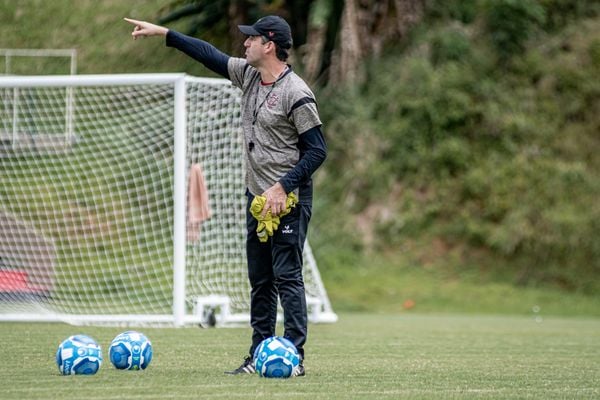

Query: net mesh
[{"left": 0, "top": 76, "right": 333, "bottom": 324}]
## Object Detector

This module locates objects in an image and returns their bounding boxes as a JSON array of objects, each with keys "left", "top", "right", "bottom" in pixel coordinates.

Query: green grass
[
  {"left": 1, "top": 314, "right": 599, "bottom": 399},
  {"left": 316, "top": 249, "right": 600, "bottom": 316}
]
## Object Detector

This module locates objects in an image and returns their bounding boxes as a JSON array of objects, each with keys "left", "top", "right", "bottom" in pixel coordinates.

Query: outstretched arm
[
  {"left": 124, "top": 17, "right": 231, "bottom": 79},
  {"left": 124, "top": 18, "right": 168, "bottom": 38}
]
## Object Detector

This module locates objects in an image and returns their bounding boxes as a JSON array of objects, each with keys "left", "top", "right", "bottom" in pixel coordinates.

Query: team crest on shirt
[{"left": 266, "top": 93, "right": 279, "bottom": 109}]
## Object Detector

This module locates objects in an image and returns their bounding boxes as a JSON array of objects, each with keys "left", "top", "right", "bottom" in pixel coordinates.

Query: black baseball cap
[{"left": 238, "top": 15, "right": 293, "bottom": 49}]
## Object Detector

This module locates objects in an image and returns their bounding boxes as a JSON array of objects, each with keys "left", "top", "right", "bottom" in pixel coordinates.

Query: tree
[{"left": 304, "top": 0, "right": 424, "bottom": 84}]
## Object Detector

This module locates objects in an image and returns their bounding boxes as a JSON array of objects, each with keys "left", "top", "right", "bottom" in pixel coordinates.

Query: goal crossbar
[{"left": 0, "top": 48, "right": 78, "bottom": 76}]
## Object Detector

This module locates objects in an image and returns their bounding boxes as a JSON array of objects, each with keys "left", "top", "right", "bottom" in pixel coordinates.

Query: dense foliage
[{"left": 316, "top": 0, "right": 599, "bottom": 293}]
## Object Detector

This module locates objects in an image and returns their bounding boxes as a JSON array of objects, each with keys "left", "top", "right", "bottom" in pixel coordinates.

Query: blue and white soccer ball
[
  {"left": 253, "top": 336, "right": 300, "bottom": 378},
  {"left": 56, "top": 334, "right": 102, "bottom": 375},
  {"left": 109, "top": 330, "right": 153, "bottom": 370}
]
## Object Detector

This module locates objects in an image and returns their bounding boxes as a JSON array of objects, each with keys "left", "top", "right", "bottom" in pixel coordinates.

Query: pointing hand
[{"left": 124, "top": 18, "right": 168, "bottom": 39}]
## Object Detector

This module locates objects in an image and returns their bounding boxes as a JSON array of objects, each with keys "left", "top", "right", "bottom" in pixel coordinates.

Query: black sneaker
[
  {"left": 224, "top": 356, "right": 256, "bottom": 375},
  {"left": 292, "top": 361, "right": 305, "bottom": 377}
]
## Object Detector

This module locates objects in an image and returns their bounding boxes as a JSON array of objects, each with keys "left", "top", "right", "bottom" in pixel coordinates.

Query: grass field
[{"left": 0, "top": 313, "right": 598, "bottom": 399}]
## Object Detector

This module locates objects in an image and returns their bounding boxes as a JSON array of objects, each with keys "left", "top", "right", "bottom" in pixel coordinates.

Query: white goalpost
[
  {"left": 0, "top": 73, "right": 337, "bottom": 327},
  {"left": 0, "top": 48, "right": 78, "bottom": 76}
]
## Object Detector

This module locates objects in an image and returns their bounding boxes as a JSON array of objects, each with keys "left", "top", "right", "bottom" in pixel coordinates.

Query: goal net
[{"left": 0, "top": 74, "right": 336, "bottom": 327}]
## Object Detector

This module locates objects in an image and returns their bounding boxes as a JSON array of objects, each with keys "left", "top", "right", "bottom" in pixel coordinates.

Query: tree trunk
[
  {"left": 228, "top": 1, "right": 250, "bottom": 57},
  {"left": 310, "top": 0, "right": 424, "bottom": 85}
]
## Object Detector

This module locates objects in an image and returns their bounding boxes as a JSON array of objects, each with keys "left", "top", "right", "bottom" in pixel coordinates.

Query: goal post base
[{"left": 193, "top": 295, "right": 338, "bottom": 327}]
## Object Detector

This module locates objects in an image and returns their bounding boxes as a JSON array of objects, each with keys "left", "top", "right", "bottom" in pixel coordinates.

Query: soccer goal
[
  {"left": 0, "top": 73, "right": 337, "bottom": 327},
  {"left": 0, "top": 48, "right": 77, "bottom": 75}
]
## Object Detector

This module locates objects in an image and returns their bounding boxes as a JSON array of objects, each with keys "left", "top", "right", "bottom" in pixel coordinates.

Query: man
[{"left": 125, "top": 15, "right": 327, "bottom": 376}]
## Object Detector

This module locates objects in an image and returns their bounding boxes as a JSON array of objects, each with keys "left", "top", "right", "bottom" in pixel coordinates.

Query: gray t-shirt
[{"left": 227, "top": 57, "right": 322, "bottom": 197}]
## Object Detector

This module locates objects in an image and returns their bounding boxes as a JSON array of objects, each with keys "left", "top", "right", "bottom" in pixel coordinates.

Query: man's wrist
[{"left": 277, "top": 180, "right": 291, "bottom": 194}]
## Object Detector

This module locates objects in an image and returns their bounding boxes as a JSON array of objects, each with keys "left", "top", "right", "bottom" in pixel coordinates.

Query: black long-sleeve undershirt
[
  {"left": 279, "top": 126, "right": 327, "bottom": 195},
  {"left": 166, "top": 30, "right": 230, "bottom": 79}
]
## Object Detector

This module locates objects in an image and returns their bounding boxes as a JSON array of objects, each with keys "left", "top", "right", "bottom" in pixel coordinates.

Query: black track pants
[{"left": 245, "top": 192, "right": 311, "bottom": 360}]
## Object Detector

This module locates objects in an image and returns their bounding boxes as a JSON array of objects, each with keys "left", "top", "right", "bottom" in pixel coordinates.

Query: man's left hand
[{"left": 261, "top": 182, "right": 287, "bottom": 217}]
